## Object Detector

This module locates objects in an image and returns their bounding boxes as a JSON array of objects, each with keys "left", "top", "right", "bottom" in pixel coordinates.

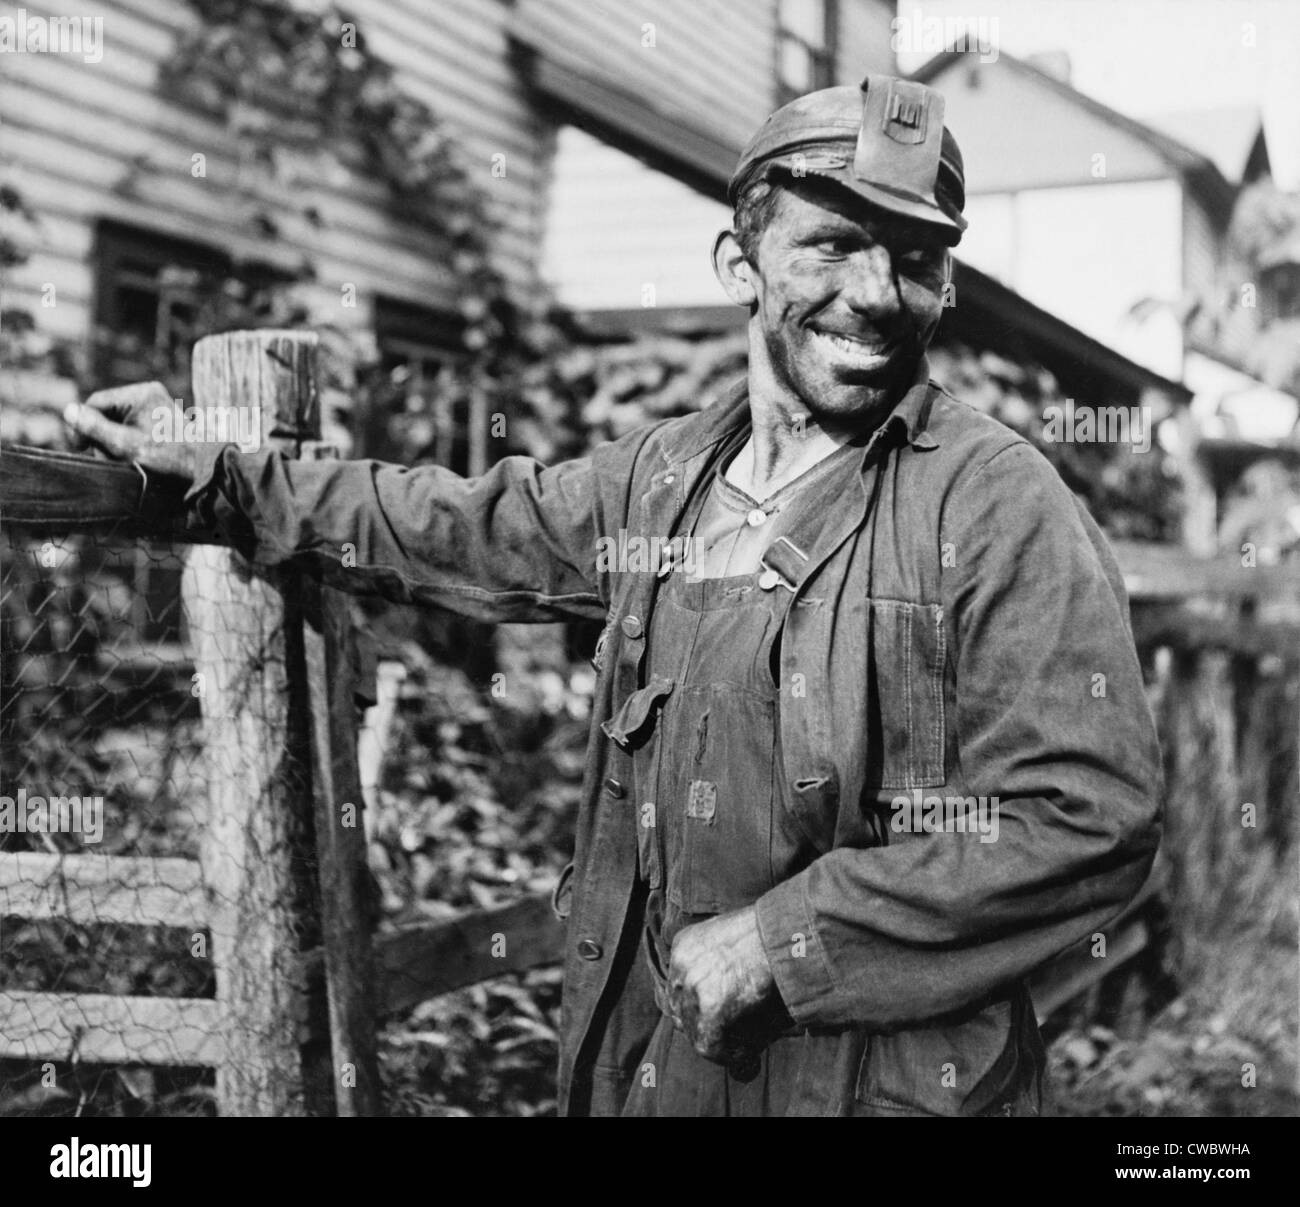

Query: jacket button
[
  {"left": 603, "top": 776, "right": 626, "bottom": 798},
  {"left": 621, "top": 615, "right": 643, "bottom": 639},
  {"left": 576, "top": 938, "right": 603, "bottom": 961}
]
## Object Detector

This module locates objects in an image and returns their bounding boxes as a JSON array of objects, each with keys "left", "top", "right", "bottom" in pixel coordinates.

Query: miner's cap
[{"left": 729, "top": 76, "right": 967, "bottom": 244}]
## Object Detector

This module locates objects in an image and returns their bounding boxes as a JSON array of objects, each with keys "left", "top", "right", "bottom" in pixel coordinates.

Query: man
[{"left": 67, "top": 75, "right": 1161, "bottom": 1117}]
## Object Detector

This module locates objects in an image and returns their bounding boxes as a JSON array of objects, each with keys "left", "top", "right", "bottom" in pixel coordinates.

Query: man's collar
[
  {"left": 886, "top": 354, "right": 940, "bottom": 451},
  {"left": 663, "top": 353, "right": 941, "bottom": 463}
]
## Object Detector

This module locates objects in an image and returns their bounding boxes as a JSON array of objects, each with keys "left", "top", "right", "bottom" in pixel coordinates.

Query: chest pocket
[{"left": 867, "top": 598, "right": 948, "bottom": 790}]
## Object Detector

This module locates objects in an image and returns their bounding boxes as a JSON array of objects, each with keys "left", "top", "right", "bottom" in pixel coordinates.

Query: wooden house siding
[
  {"left": 1, "top": 0, "right": 547, "bottom": 353},
  {"left": 540, "top": 125, "right": 732, "bottom": 312},
  {"left": 3, "top": 1, "right": 902, "bottom": 355},
  {"left": 526, "top": 0, "right": 898, "bottom": 319},
  {"left": 513, "top": 0, "right": 781, "bottom": 152}
]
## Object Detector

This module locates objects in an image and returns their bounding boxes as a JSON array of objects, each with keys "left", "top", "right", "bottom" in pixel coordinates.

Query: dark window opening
[
  {"left": 91, "top": 223, "right": 240, "bottom": 645},
  {"left": 92, "top": 221, "right": 231, "bottom": 390},
  {"left": 372, "top": 296, "right": 478, "bottom": 473},
  {"left": 1262, "top": 263, "right": 1300, "bottom": 323}
]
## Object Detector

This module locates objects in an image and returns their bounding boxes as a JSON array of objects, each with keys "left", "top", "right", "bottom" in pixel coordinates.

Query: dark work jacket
[{"left": 186, "top": 364, "right": 1162, "bottom": 1116}]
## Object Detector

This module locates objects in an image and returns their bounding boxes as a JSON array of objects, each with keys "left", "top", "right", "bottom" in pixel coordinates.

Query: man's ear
[{"left": 712, "top": 229, "right": 758, "bottom": 308}]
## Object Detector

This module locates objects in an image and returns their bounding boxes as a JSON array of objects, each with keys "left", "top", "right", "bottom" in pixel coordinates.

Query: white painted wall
[
  {"left": 540, "top": 125, "right": 733, "bottom": 312},
  {"left": 959, "top": 179, "right": 1186, "bottom": 379}
]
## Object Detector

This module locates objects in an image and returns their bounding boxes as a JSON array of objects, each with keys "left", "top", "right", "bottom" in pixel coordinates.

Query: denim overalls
[{"left": 613, "top": 430, "right": 863, "bottom": 1115}]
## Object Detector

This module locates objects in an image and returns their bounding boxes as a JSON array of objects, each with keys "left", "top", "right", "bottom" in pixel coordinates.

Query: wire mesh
[{"left": 0, "top": 524, "right": 216, "bottom": 1116}]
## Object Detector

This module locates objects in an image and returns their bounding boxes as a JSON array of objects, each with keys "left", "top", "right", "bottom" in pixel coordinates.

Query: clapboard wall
[
  {"left": 1, "top": 0, "right": 897, "bottom": 355},
  {"left": 520, "top": 0, "right": 897, "bottom": 319},
  {"left": 0, "top": 0, "right": 549, "bottom": 348}
]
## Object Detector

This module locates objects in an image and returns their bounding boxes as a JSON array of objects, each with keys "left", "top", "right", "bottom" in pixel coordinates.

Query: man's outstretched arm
[{"left": 66, "top": 383, "right": 613, "bottom": 624}]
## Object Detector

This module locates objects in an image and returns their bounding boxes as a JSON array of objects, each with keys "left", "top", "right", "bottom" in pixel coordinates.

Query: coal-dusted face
[{"left": 746, "top": 176, "right": 950, "bottom": 424}]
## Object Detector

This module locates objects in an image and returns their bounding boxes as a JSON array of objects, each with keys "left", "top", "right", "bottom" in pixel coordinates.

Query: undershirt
[{"left": 685, "top": 428, "right": 866, "bottom": 580}]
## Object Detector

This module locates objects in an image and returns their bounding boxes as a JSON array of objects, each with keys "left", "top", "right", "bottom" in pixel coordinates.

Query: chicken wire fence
[
  {"left": 0, "top": 523, "right": 222, "bottom": 1115},
  {"left": 0, "top": 512, "right": 378, "bottom": 1117}
]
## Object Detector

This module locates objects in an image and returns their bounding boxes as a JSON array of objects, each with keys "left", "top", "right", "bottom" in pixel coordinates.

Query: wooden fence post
[
  {"left": 182, "top": 329, "right": 379, "bottom": 1115},
  {"left": 300, "top": 442, "right": 384, "bottom": 1116},
  {"left": 1160, "top": 646, "right": 1239, "bottom": 937}
]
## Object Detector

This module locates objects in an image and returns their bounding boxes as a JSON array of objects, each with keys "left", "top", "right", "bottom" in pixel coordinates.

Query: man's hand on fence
[
  {"left": 667, "top": 905, "right": 777, "bottom": 1072},
  {"left": 64, "top": 382, "right": 203, "bottom": 485}
]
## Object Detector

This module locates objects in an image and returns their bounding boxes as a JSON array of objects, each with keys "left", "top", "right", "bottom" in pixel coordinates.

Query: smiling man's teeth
[{"left": 815, "top": 330, "right": 890, "bottom": 356}]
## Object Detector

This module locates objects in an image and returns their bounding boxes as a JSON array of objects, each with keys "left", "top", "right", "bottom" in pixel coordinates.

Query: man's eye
[
  {"left": 815, "top": 237, "right": 855, "bottom": 255},
  {"left": 897, "top": 247, "right": 941, "bottom": 271}
]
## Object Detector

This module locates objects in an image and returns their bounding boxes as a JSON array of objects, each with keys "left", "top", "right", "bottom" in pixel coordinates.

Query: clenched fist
[{"left": 666, "top": 905, "right": 777, "bottom": 1073}]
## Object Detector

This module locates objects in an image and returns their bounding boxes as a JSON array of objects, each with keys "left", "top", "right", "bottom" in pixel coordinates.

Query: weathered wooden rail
[
  {"left": 0, "top": 846, "right": 223, "bottom": 1067},
  {"left": 0, "top": 851, "right": 219, "bottom": 1067}
]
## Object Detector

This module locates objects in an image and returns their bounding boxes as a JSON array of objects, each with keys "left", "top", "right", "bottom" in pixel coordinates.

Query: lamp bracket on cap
[{"left": 853, "top": 75, "right": 946, "bottom": 208}]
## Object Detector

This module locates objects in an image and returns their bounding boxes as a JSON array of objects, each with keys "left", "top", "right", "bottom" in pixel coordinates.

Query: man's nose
[{"left": 837, "top": 245, "right": 900, "bottom": 317}]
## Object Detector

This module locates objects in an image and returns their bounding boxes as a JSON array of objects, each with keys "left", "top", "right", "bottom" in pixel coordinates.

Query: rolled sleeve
[{"left": 754, "top": 874, "right": 836, "bottom": 1026}]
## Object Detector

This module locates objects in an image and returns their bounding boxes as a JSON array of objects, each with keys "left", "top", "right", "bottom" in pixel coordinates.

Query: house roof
[
  {"left": 1145, "top": 106, "right": 1269, "bottom": 184},
  {"left": 510, "top": 34, "right": 735, "bottom": 204},
  {"left": 911, "top": 49, "right": 1238, "bottom": 220}
]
